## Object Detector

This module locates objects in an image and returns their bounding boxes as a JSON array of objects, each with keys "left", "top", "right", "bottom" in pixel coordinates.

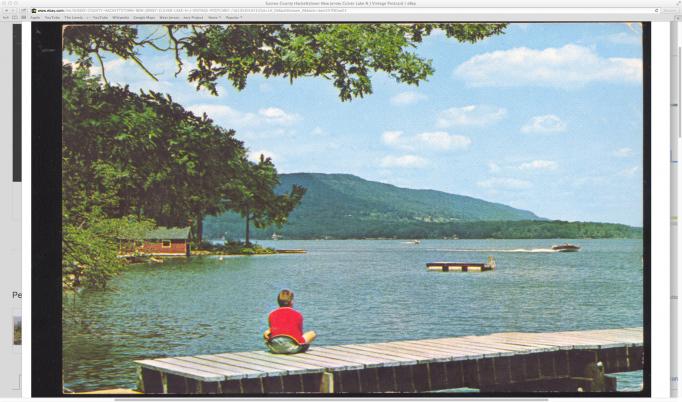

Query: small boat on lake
[{"left": 552, "top": 243, "right": 580, "bottom": 252}]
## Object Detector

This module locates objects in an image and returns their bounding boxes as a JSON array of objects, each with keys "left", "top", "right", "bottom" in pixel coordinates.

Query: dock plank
[
  {"left": 251, "top": 350, "right": 362, "bottom": 371},
  {"left": 233, "top": 351, "right": 329, "bottom": 372},
  {"left": 171, "top": 356, "right": 257, "bottom": 379},
  {"left": 340, "top": 343, "right": 431, "bottom": 363},
  {"left": 403, "top": 339, "right": 497, "bottom": 359},
  {"left": 135, "top": 327, "right": 644, "bottom": 393},
  {"left": 187, "top": 355, "right": 271, "bottom": 379},
  {"left": 324, "top": 345, "right": 415, "bottom": 366},
  {"left": 211, "top": 353, "right": 300, "bottom": 375},
  {"left": 136, "top": 359, "right": 224, "bottom": 382},
  {"left": 311, "top": 346, "right": 407, "bottom": 367}
]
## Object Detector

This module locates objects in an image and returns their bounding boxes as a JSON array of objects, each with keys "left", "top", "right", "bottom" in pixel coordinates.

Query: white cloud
[
  {"left": 248, "top": 149, "right": 278, "bottom": 163},
  {"left": 454, "top": 44, "right": 642, "bottom": 89},
  {"left": 521, "top": 115, "right": 567, "bottom": 133},
  {"left": 380, "top": 155, "right": 428, "bottom": 168},
  {"left": 488, "top": 162, "right": 501, "bottom": 173},
  {"left": 187, "top": 104, "right": 301, "bottom": 129},
  {"left": 390, "top": 91, "right": 427, "bottom": 106},
  {"left": 477, "top": 177, "right": 532, "bottom": 190},
  {"left": 620, "top": 166, "right": 640, "bottom": 176},
  {"left": 436, "top": 105, "right": 507, "bottom": 128},
  {"left": 519, "top": 160, "right": 558, "bottom": 170},
  {"left": 382, "top": 130, "right": 471, "bottom": 152},
  {"left": 614, "top": 147, "right": 633, "bottom": 157},
  {"left": 416, "top": 131, "right": 472, "bottom": 150},
  {"left": 311, "top": 126, "right": 327, "bottom": 136},
  {"left": 603, "top": 32, "right": 640, "bottom": 46},
  {"left": 381, "top": 131, "right": 405, "bottom": 147},
  {"left": 258, "top": 107, "right": 301, "bottom": 125}
]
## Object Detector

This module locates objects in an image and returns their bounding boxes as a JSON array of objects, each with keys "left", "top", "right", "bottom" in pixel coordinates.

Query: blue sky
[{"left": 65, "top": 23, "right": 644, "bottom": 226}]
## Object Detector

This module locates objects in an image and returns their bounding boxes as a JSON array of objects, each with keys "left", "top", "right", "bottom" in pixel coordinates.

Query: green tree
[
  {"left": 63, "top": 64, "right": 248, "bottom": 241},
  {"left": 63, "top": 23, "right": 507, "bottom": 101},
  {"left": 226, "top": 155, "right": 306, "bottom": 245},
  {"left": 62, "top": 212, "right": 155, "bottom": 291}
]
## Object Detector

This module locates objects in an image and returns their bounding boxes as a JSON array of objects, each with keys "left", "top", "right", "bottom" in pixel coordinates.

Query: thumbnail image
[
  {"left": 13, "top": 315, "right": 21, "bottom": 346},
  {"left": 61, "top": 23, "right": 645, "bottom": 395}
]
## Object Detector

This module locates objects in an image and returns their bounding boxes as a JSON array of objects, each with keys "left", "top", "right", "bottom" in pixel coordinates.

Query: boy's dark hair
[{"left": 278, "top": 289, "right": 294, "bottom": 307}]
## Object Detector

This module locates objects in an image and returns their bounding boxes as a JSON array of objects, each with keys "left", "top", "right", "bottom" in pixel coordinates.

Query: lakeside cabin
[{"left": 118, "top": 226, "right": 191, "bottom": 257}]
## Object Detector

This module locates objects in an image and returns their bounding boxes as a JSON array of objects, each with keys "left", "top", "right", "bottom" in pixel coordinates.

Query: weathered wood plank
[
  {"left": 496, "top": 332, "right": 629, "bottom": 349},
  {"left": 384, "top": 341, "right": 470, "bottom": 362},
  {"left": 324, "top": 345, "right": 415, "bottom": 365},
  {"left": 216, "top": 352, "right": 323, "bottom": 375},
  {"left": 172, "top": 356, "right": 259, "bottom": 379},
  {"left": 232, "top": 351, "right": 329, "bottom": 372},
  {"left": 195, "top": 354, "right": 286, "bottom": 378},
  {"left": 400, "top": 340, "right": 488, "bottom": 360},
  {"left": 356, "top": 341, "right": 455, "bottom": 360},
  {"left": 310, "top": 347, "right": 406, "bottom": 367},
  {"left": 210, "top": 354, "right": 297, "bottom": 375},
  {"left": 419, "top": 338, "right": 521, "bottom": 357},
  {"left": 451, "top": 337, "right": 552, "bottom": 354},
  {"left": 251, "top": 350, "right": 363, "bottom": 371},
  {"left": 403, "top": 339, "right": 496, "bottom": 359},
  {"left": 135, "top": 359, "right": 224, "bottom": 382},
  {"left": 340, "top": 344, "right": 431, "bottom": 363},
  {"left": 135, "top": 327, "right": 644, "bottom": 394}
]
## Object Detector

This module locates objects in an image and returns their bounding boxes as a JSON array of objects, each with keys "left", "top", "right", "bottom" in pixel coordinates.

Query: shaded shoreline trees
[{"left": 62, "top": 65, "right": 304, "bottom": 288}]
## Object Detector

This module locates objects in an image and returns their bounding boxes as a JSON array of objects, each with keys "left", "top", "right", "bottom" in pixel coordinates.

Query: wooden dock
[
  {"left": 427, "top": 256, "right": 496, "bottom": 272},
  {"left": 135, "top": 327, "right": 643, "bottom": 394}
]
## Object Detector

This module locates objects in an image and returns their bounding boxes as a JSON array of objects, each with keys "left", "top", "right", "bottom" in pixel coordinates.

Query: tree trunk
[
  {"left": 245, "top": 206, "right": 251, "bottom": 246},
  {"left": 196, "top": 214, "right": 204, "bottom": 244}
]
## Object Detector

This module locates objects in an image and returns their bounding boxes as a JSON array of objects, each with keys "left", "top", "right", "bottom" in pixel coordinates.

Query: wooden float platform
[
  {"left": 427, "top": 256, "right": 496, "bottom": 272},
  {"left": 135, "top": 327, "right": 643, "bottom": 394},
  {"left": 275, "top": 249, "right": 307, "bottom": 254}
]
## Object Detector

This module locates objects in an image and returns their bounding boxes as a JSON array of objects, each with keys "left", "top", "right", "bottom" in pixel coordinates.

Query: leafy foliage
[
  {"left": 225, "top": 156, "right": 306, "bottom": 244},
  {"left": 62, "top": 66, "right": 304, "bottom": 289},
  {"left": 62, "top": 214, "right": 155, "bottom": 291},
  {"left": 63, "top": 23, "right": 507, "bottom": 100},
  {"left": 63, "top": 64, "right": 246, "bottom": 230}
]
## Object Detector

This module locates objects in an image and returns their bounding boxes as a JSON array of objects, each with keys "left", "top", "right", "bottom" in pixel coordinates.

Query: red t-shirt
[{"left": 268, "top": 307, "right": 306, "bottom": 344}]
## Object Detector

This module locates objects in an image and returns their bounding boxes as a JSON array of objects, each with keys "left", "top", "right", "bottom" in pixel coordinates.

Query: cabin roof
[{"left": 144, "top": 226, "right": 191, "bottom": 240}]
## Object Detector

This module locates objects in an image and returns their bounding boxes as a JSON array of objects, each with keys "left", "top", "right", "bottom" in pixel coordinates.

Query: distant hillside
[
  {"left": 204, "top": 173, "right": 642, "bottom": 240},
  {"left": 205, "top": 173, "right": 531, "bottom": 238}
]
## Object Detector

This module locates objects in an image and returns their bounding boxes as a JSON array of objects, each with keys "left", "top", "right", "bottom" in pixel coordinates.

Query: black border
[
  {"left": 31, "top": 21, "right": 652, "bottom": 398},
  {"left": 13, "top": 23, "right": 21, "bottom": 182},
  {"left": 32, "top": 22, "right": 63, "bottom": 398}
]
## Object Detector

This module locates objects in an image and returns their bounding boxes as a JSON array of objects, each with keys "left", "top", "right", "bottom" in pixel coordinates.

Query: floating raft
[
  {"left": 275, "top": 249, "right": 307, "bottom": 254},
  {"left": 135, "top": 327, "right": 643, "bottom": 394},
  {"left": 427, "top": 256, "right": 496, "bottom": 272}
]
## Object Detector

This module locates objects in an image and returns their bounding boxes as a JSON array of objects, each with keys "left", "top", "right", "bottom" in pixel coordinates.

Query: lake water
[{"left": 63, "top": 239, "right": 644, "bottom": 392}]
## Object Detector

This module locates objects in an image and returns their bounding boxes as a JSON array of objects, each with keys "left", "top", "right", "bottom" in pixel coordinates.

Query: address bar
[{"left": 339, "top": 7, "right": 660, "bottom": 13}]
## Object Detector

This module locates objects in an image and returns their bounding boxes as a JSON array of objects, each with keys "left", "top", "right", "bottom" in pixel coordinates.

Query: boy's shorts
[{"left": 265, "top": 335, "right": 310, "bottom": 354}]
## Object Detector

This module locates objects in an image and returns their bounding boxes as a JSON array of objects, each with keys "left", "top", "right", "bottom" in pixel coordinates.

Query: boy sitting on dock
[{"left": 263, "top": 289, "right": 317, "bottom": 354}]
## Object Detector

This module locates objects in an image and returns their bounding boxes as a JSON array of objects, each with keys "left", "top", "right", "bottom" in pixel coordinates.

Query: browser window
[{"left": 1, "top": 0, "right": 677, "bottom": 399}]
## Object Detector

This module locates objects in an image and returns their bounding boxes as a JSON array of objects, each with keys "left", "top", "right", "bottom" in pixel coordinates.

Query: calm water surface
[{"left": 63, "top": 239, "right": 644, "bottom": 392}]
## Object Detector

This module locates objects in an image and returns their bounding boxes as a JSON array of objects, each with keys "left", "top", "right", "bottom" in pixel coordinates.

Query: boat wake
[{"left": 434, "top": 248, "right": 559, "bottom": 253}]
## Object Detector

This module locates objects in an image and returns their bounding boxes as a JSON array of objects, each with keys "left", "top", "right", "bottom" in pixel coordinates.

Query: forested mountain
[{"left": 203, "top": 173, "right": 642, "bottom": 240}]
